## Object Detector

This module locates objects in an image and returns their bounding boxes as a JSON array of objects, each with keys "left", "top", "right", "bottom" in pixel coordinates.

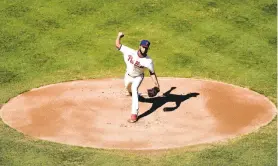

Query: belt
[{"left": 128, "top": 73, "right": 144, "bottom": 78}]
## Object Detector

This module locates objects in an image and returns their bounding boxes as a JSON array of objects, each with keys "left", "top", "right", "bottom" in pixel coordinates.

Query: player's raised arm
[{"left": 115, "top": 32, "right": 124, "bottom": 50}]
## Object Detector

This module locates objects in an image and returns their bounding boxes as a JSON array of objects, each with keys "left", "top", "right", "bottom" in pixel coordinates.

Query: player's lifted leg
[
  {"left": 125, "top": 83, "right": 132, "bottom": 96},
  {"left": 124, "top": 73, "right": 133, "bottom": 96}
]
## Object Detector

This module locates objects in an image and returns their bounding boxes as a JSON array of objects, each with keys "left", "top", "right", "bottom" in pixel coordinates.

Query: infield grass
[{"left": 0, "top": 0, "right": 277, "bottom": 165}]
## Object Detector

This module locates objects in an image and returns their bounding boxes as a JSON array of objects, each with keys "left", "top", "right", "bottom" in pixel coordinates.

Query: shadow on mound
[{"left": 138, "top": 87, "right": 200, "bottom": 120}]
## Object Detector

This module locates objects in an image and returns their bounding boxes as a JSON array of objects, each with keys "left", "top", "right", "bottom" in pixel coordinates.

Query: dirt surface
[{"left": 0, "top": 78, "right": 276, "bottom": 150}]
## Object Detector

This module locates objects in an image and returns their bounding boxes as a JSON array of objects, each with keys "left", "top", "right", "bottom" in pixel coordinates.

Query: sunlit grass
[{"left": 0, "top": 0, "right": 276, "bottom": 165}]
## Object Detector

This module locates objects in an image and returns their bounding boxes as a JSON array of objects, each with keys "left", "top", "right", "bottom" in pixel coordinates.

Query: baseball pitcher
[{"left": 115, "top": 32, "right": 160, "bottom": 123}]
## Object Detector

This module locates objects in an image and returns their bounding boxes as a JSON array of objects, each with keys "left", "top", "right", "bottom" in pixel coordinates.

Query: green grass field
[{"left": 0, "top": 0, "right": 277, "bottom": 165}]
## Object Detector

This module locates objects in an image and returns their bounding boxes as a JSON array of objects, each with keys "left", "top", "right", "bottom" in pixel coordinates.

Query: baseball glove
[{"left": 147, "top": 87, "right": 160, "bottom": 97}]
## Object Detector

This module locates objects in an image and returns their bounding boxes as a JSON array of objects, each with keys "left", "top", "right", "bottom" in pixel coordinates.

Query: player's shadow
[{"left": 138, "top": 87, "right": 199, "bottom": 120}]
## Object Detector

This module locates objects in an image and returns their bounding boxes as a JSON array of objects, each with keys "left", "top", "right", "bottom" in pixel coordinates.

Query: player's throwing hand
[{"left": 118, "top": 32, "right": 124, "bottom": 38}]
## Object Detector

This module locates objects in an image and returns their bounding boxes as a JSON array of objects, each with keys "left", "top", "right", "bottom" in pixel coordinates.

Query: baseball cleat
[{"left": 127, "top": 114, "right": 138, "bottom": 123}]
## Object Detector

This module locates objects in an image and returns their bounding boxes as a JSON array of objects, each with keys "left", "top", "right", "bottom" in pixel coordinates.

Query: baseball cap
[{"left": 140, "top": 40, "right": 151, "bottom": 48}]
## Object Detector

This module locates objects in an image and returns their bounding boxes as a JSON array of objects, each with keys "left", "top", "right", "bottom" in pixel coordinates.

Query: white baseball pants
[{"left": 124, "top": 72, "right": 144, "bottom": 115}]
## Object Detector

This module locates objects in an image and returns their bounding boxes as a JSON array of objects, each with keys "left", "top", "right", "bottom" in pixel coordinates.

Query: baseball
[{"left": 118, "top": 32, "right": 124, "bottom": 38}]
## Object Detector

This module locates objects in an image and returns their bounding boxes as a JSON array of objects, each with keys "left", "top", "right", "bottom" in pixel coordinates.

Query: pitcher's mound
[{"left": 0, "top": 78, "right": 276, "bottom": 150}]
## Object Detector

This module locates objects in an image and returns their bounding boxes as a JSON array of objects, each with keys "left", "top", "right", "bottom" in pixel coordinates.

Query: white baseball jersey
[{"left": 119, "top": 45, "right": 154, "bottom": 77}]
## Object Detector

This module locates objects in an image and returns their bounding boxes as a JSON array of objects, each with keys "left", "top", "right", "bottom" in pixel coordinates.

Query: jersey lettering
[
  {"left": 128, "top": 55, "right": 144, "bottom": 68},
  {"left": 135, "top": 61, "right": 144, "bottom": 68},
  {"left": 128, "top": 55, "right": 134, "bottom": 64},
  {"left": 135, "top": 61, "right": 139, "bottom": 66}
]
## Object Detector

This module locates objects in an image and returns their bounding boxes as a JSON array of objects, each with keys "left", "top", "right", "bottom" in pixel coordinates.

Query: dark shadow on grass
[
  {"left": 0, "top": 68, "right": 19, "bottom": 84},
  {"left": 138, "top": 87, "right": 199, "bottom": 120},
  {"left": 262, "top": 3, "right": 277, "bottom": 15}
]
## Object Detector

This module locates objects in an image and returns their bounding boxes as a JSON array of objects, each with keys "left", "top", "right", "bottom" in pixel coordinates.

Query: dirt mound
[{"left": 0, "top": 78, "right": 276, "bottom": 150}]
